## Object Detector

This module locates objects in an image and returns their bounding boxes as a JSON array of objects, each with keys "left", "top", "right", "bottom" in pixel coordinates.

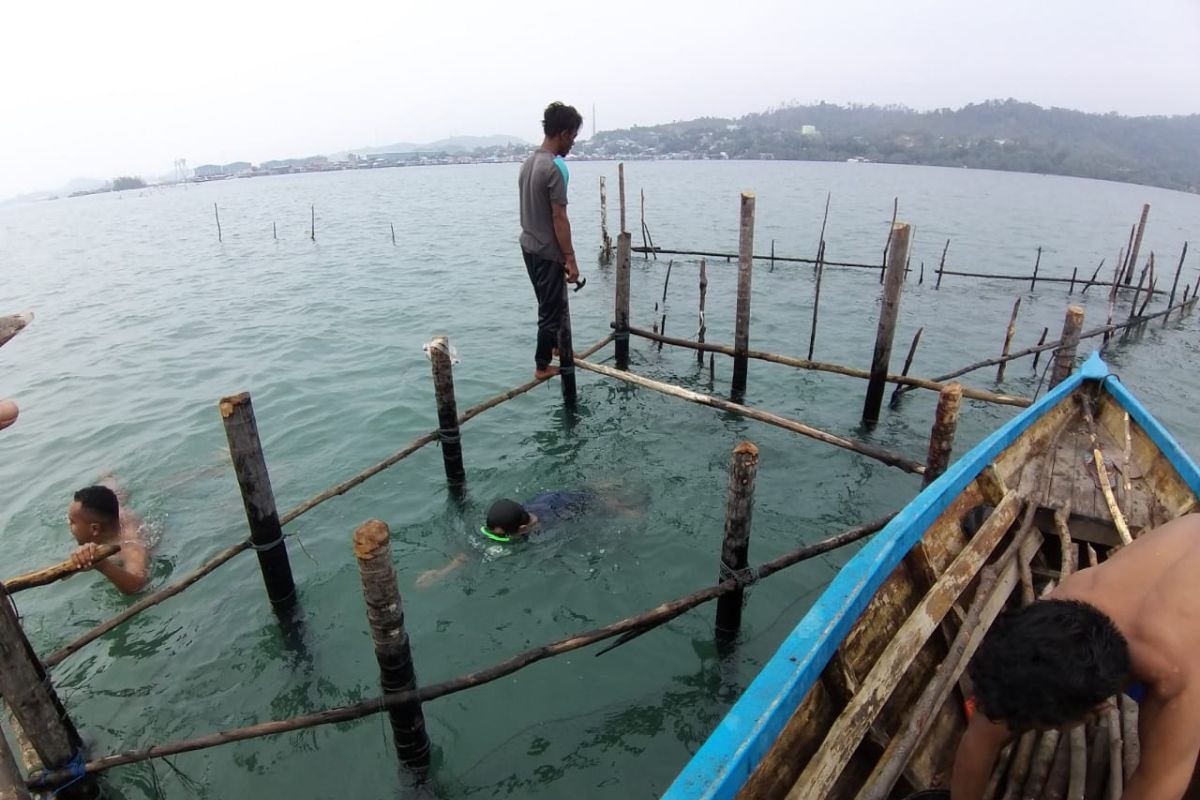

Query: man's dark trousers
[{"left": 523, "top": 250, "right": 566, "bottom": 369}]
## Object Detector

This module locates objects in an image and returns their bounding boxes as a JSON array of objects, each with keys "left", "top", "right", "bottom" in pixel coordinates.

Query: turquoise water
[{"left": 0, "top": 161, "right": 1197, "bottom": 798}]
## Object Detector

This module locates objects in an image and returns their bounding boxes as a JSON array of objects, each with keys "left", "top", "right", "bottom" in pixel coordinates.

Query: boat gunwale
[{"left": 663, "top": 351, "right": 1200, "bottom": 800}]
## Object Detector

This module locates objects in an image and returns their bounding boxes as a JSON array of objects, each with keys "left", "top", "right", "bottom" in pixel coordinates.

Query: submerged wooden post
[
  {"left": 213, "top": 203, "right": 222, "bottom": 242},
  {"left": 697, "top": 259, "right": 708, "bottom": 365},
  {"left": 353, "top": 520, "right": 432, "bottom": 776},
  {"left": 428, "top": 336, "right": 465, "bottom": 489},
  {"left": 1126, "top": 204, "right": 1150, "bottom": 284},
  {"left": 0, "top": 727, "right": 31, "bottom": 800},
  {"left": 714, "top": 442, "right": 759, "bottom": 646},
  {"left": 808, "top": 241, "right": 826, "bottom": 360},
  {"left": 1165, "top": 242, "right": 1187, "bottom": 326},
  {"left": 599, "top": 176, "right": 613, "bottom": 263},
  {"left": 0, "top": 585, "right": 93, "bottom": 799},
  {"left": 923, "top": 383, "right": 963, "bottom": 488},
  {"left": 935, "top": 238, "right": 949, "bottom": 289},
  {"left": 731, "top": 192, "right": 756, "bottom": 401},
  {"left": 618, "top": 162, "right": 626, "bottom": 233},
  {"left": 1031, "top": 326, "right": 1049, "bottom": 373},
  {"left": 1069, "top": 266, "right": 1077, "bottom": 294},
  {"left": 1049, "top": 306, "right": 1085, "bottom": 389},
  {"left": 996, "top": 298, "right": 1022, "bottom": 382},
  {"left": 558, "top": 289, "right": 577, "bottom": 407},
  {"left": 390, "top": 222, "right": 396, "bottom": 246},
  {"left": 863, "top": 222, "right": 911, "bottom": 423},
  {"left": 888, "top": 326, "right": 923, "bottom": 408},
  {"left": 219, "top": 393, "right": 297, "bottom": 608},
  {"left": 1030, "top": 246, "right": 1042, "bottom": 292},
  {"left": 615, "top": 231, "right": 632, "bottom": 370},
  {"left": 272, "top": 221, "right": 277, "bottom": 241},
  {"left": 640, "top": 189, "right": 648, "bottom": 258}
]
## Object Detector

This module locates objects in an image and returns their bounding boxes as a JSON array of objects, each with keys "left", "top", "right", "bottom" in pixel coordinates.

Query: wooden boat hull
[{"left": 665, "top": 352, "right": 1200, "bottom": 800}]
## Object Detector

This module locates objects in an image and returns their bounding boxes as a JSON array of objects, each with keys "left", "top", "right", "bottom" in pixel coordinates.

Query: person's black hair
[
  {"left": 486, "top": 498, "right": 531, "bottom": 535},
  {"left": 74, "top": 485, "right": 120, "bottom": 526},
  {"left": 542, "top": 102, "right": 583, "bottom": 138},
  {"left": 969, "top": 599, "right": 1130, "bottom": 730}
]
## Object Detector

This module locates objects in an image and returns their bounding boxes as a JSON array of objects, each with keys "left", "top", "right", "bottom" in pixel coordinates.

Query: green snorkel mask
[{"left": 480, "top": 526, "right": 513, "bottom": 543}]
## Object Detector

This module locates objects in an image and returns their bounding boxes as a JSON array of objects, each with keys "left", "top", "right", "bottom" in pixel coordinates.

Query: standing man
[{"left": 519, "top": 101, "right": 583, "bottom": 380}]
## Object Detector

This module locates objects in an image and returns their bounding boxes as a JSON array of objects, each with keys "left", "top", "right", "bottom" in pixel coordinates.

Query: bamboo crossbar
[
  {"left": 44, "top": 335, "right": 616, "bottom": 670},
  {"left": 624, "top": 325, "right": 1031, "bottom": 407},
  {"left": 28, "top": 513, "right": 895, "bottom": 787},
  {"left": 575, "top": 358, "right": 926, "bottom": 473},
  {"left": 3, "top": 546, "right": 119, "bottom": 594},
  {"left": 631, "top": 246, "right": 879, "bottom": 269},
  {"left": 894, "top": 296, "right": 1193, "bottom": 399}
]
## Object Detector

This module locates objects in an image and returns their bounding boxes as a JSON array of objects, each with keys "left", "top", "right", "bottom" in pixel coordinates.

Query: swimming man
[{"left": 67, "top": 482, "right": 149, "bottom": 595}]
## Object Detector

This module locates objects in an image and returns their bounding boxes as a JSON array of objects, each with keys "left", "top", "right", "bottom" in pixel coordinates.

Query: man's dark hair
[
  {"left": 970, "top": 599, "right": 1130, "bottom": 730},
  {"left": 542, "top": 102, "right": 583, "bottom": 138},
  {"left": 486, "top": 499, "right": 531, "bottom": 535},
  {"left": 74, "top": 485, "right": 120, "bottom": 525}
]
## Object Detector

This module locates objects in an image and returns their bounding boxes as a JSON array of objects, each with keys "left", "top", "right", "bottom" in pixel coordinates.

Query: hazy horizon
[{"left": 5, "top": 0, "right": 1198, "bottom": 198}]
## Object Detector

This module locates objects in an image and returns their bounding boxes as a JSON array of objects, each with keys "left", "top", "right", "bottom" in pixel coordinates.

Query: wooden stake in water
[
  {"left": 1165, "top": 242, "right": 1187, "bottom": 326},
  {"left": 1069, "top": 266, "right": 1078, "bottom": 294},
  {"left": 640, "top": 189, "right": 648, "bottom": 259},
  {"left": 558, "top": 287, "right": 577, "bottom": 408},
  {"left": 697, "top": 259, "right": 708, "bottom": 365},
  {"left": 1030, "top": 246, "right": 1042, "bottom": 292},
  {"left": 1031, "top": 327, "right": 1049, "bottom": 372},
  {"left": 618, "top": 162, "right": 626, "bottom": 233},
  {"left": 1126, "top": 204, "right": 1150, "bottom": 284},
  {"left": 428, "top": 336, "right": 465, "bottom": 491},
  {"left": 807, "top": 240, "right": 826, "bottom": 360},
  {"left": 816, "top": 192, "right": 831, "bottom": 273},
  {"left": 1121, "top": 224, "right": 1136, "bottom": 284},
  {"left": 936, "top": 238, "right": 950, "bottom": 289},
  {"left": 714, "top": 441, "right": 759, "bottom": 646},
  {"left": 353, "top": 520, "right": 432, "bottom": 776},
  {"left": 272, "top": 221, "right": 277, "bottom": 241},
  {"left": 0, "top": 585, "right": 94, "bottom": 799},
  {"left": 881, "top": 198, "right": 898, "bottom": 285},
  {"left": 0, "top": 722, "right": 31, "bottom": 800},
  {"left": 1050, "top": 306, "right": 1085, "bottom": 389},
  {"left": 219, "top": 392, "right": 297, "bottom": 608},
  {"left": 214, "top": 203, "right": 222, "bottom": 242},
  {"left": 615, "top": 231, "right": 632, "bottom": 370},
  {"left": 310, "top": 204, "right": 316, "bottom": 242},
  {"left": 888, "top": 326, "right": 923, "bottom": 408},
  {"left": 997, "top": 298, "right": 1022, "bottom": 382},
  {"left": 731, "top": 192, "right": 756, "bottom": 401},
  {"left": 390, "top": 223, "right": 396, "bottom": 246},
  {"left": 923, "top": 383, "right": 963, "bottom": 488},
  {"left": 657, "top": 260, "right": 674, "bottom": 346},
  {"left": 1081, "top": 259, "right": 1104, "bottom": 295},
  {"left": 863, "top": 222, "right": 911, "bottom": 423},
  {"left": 599, "top": 176, "right": 613, "bottom": 263}
]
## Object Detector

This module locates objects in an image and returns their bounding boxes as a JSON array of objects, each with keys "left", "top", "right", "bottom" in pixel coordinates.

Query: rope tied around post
[
  {"left": 247, "top": 536, "right": 286, "bottom": 553},
  {"left": 436, "top": 428, "right": 461, "bottom": 445},
  {"left": 718, "top": 559, "right": 760, "bottom": 587}
]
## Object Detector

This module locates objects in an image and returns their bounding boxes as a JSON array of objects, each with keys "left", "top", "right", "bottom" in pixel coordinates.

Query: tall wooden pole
[
  {"left": 996, "top": 298, "right": 1022, "bottom": 382},
  {"left": 213, "top": 203, "right": 222, "bottom": 243},
  {"left": 863, "top": 222, "right": 911, "bottom": 423},
  {"left": 697, "top": 259, "right": 708, "bottom": 365},
  {"left": 618, "top": 162, "right": 626, "bottom": 233},
  {"left": 1125, "top": 204, "right": 1150, "bottom": 284},
  {"left": 353, "top": 520, "right": 431, "bottom": 776},
  {"left": 808, "top": 240, "right": 826, "bottom": 360},
  {"left": 428, "top": 336, "right": 465, "bottom": 491},
  {"left": 731, "top": 192, "right": 756, "bottom": 401},
  {"left": 558, "top": 288, "right": 577, "bottom": 407},
  {"left": 0, "top": 727, "right": 31, "bottom": 800},
  {"left": 714, "top": 442, "right": 759, "bottom": 647},
  {"left": 219, "top": 393, "right": 297, "bottom": 608},
  {"left": 615, "top": 231, "right": 632, "bottom": 370},
  {"left": 1166, "top": 242, "right": 1187, "bottom": 326},
  {"left": 1050, "top": 306, "right": 1085, "bottom": 389},
  {"left": 923, "top": 383, "right": 964, "bottom": 488},
  {"left": 0, "top": 586, "right": 94, "bottom": 799},
  {"left": 599, "top": 176, "right": 612, "bottom": 263}
]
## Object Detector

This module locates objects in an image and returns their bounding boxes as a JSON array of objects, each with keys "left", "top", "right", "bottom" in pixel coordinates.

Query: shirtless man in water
[
  {"left": 953, "top": 513, "right": 1200, "bottom": 800},
  {"left": 67, "top": 482, "right": 148, "bottom": 595}
]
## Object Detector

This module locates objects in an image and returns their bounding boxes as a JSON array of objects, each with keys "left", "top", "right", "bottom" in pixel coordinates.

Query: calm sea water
[{"left": 1, "top": 161, "right": 1198, "bottom": 799}]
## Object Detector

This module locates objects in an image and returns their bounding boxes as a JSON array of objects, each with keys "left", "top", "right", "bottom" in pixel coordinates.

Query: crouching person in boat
[{"left": 952, "top": 513, "right": 1200, "bottom": 800}]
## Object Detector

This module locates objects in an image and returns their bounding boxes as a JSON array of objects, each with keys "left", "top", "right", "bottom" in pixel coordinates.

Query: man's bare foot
[{"left": 534, "top": 365, "right": 560, "bottom": 380}]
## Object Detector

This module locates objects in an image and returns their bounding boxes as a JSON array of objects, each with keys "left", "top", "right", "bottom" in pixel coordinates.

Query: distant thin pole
[
  {"left": 1165, "top": 242, "right": 1187, "bottom": 326},
  {"left": 272, "top": 221, "right": 277, "bottom": 241},
  {"left": 816, "top": 192, "right": 831, "bottom": 272},
  {"left": 214, "top": 203, "right": 222, "bottom": 243},
  {"left": 1030, "top": 246, "right": 1041, "bottom": 292},
  {"left": 881, "top": 198, "right": 898, "bottom": 285},
  {"left": 310, "top": 205, "right": 316, "bottom": 242},
  {"left": 807, "top": 240, "right": 826, "bottom": 360},
  {"left": 390, "top": 223, "right": 396, "bottom": 246}
]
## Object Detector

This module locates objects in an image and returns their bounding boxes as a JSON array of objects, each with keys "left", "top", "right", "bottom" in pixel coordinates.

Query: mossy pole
[
  {"left": 219, "top": 393, "right": 297, "bottom": 609},
  {"left": 730, "top": 192, "right": 756, "bottom": 402},
  {"left": 1125, "top": 204, "right": 1150, "bottom": 284},
  {"left": 863, "top": 222, "right": 911, "bottom": 424},
  {"left": 996, "top": 298, "right": 1022, "bottom": 382},
  {"left": 558, "top": 288, "right": 577, "bottom": 408},
  {"left": 353, "top": 520, "right": 431, "bottom": 777},
  {"left": 714, "top": 442, "right": 759, "bottom": 647},
  {"left": 0, "top": 585, "right": 94, "bottom": 799},
  {"left": 923, "top": 383, "right": 963, "bottom": 488},
  {"left": 1050, "top": 306, "right": 1085, "bottom": 389},
  {"left": 615, "top": 231, "right": 632, "bottom": 370},
  {"left": 428, "top": 336, "right": 465, "bottom": 493}
]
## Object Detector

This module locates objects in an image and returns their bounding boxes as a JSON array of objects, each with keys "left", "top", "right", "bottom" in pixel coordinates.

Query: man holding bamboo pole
[
  {"left": 66, "top": 481, "right": 149, "bottom": 595},
  {"left": 518, "top": 101, "right": 584, "bottom": 380},
  {"left": 952, "top": 513, "right": 1200, "bottom": 799}
]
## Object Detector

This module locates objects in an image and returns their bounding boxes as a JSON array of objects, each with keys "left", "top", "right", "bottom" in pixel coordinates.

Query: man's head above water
[{"left": 484, "top": 498, "right": 538, "bottom": 539}]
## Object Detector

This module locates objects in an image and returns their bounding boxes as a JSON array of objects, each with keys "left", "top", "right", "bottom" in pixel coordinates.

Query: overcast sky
[{"left": 3, "top": 0, "right": 1198, "bottom": 198}]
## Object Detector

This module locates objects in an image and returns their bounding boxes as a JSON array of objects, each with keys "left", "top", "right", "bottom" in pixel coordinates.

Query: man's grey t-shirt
[{"left": 518, "top": 147, "right": 569, "bottom": 262}]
